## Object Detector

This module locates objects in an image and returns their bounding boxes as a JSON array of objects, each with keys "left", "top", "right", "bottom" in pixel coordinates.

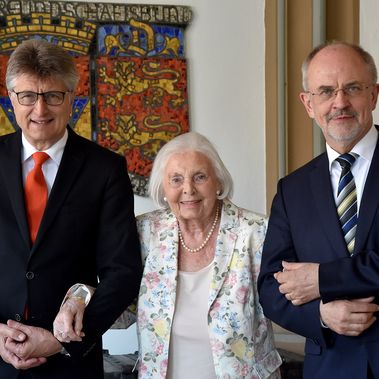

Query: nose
[
  {"left": 332, "top": 88, "right": 351, "bottom": 107},
  {"left": 33, "top": 95, "right": 49, "bottom": 113},
  {"left": 182, "top": 177, "right": 195, "bottom": 195}
]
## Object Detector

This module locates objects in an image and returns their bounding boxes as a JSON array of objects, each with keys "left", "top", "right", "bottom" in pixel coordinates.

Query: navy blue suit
[{"left": 258, "top": 131, "right": 379, "bottom": 378}]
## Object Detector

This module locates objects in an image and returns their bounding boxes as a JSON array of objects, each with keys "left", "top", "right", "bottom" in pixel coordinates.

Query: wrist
[
  {"left": 71, "top": 284, "right": 91, "bottom": 305},
  {"left": 61, "top": 284, "right": 92, "bottom": 307}
]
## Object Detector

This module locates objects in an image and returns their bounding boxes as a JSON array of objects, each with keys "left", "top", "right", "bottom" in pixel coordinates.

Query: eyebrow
[
  {"left": 168, "top": 169, "right": 208, "bottom": 177},
  {"left": 316, "top": 81, "right": 362, "bottom": 91}
]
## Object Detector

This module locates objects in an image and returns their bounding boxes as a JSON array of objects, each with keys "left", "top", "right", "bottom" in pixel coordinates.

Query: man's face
[
  {"left": 300, "top": 44, "right": 379, "bottom": 153},
  {"left": 9, "top": 74, "right": 73, "bottom": 150}
]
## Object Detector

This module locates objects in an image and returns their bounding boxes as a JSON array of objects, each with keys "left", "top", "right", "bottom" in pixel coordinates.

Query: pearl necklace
[{"left": 178, "top": 206, "right": 220, "bottom": 253}]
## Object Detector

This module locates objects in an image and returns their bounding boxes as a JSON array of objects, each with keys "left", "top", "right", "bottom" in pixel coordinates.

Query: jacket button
[
  {"left": 15, "top": 314, "right": 22, "bottom": 321},
  {"left": 26, "top": 271, "right": 34, "bottom": 280}
]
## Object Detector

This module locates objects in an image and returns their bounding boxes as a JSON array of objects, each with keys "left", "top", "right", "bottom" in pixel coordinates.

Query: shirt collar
[
  {"left": 22, "top": 128, "right": 68, "bottom": 165},
  {"left": 326, "top": 125, "right": 378, "bottom": 170}
]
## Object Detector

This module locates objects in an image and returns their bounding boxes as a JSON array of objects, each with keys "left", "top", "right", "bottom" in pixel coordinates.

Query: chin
[
  {"left": 328, "top": 127, "right": 360, "bottom": 143},
  {"left": 179, "top": 209, "right": 200, "bottom": 219}
]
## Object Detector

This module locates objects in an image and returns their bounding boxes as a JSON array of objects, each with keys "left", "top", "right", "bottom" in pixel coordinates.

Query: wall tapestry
[{"left": 0, "top": 1, "right": 192, "bottom": 196}]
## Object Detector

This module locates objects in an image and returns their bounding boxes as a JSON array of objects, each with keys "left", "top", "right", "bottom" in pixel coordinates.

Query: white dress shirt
[
  {"left": 22, "top": 129, "right": 68, "bottom": 196},
  {"left": 327, "top": 125, "right": 378, "bottom": 211}
]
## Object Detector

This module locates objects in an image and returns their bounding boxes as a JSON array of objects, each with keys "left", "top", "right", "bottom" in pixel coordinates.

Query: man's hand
[
  {"left": 274, "top": 261, "right": 320, "bottom": 305},
  {"left": 53, "top": 297, "right": 86, "bottom": 343},
  {"left": 319, "top": 297, "right": 379, "bottom": 336},
  {"left": 0, "top": 322, "right": 46, "bottom": 370},
  {"left": 5, "top": 320, "right": 61, "bottom": 360}
]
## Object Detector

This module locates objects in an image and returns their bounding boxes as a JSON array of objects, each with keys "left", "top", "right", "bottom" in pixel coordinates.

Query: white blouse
[{"left": 166, "top": 261, "right": 216, "bottom": 379}]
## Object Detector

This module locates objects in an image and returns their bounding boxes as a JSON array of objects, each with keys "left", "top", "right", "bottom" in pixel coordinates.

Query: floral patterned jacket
[{"left": 135, "top": 199, "right": 282, "bottom": 379}]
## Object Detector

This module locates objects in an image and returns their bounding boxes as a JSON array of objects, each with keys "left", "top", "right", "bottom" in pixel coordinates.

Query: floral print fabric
[{"left": 136, "top": 199, "right": 282, "bottom": 379}]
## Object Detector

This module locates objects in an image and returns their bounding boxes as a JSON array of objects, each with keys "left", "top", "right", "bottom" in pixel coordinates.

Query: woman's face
[{"left": 163, "top": 151, "right": 220, "bottom": 223}]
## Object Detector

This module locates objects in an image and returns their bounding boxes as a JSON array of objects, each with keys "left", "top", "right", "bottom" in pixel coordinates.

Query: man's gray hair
[
  {"left": 301, "top": 40, "right": 377, "bottom": 91},
  {"left": 6, "top": 38, "right": 79, "bottom": 91}
]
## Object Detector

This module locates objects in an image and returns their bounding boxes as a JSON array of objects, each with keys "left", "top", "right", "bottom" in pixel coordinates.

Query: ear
[
  {"left": 370, "top": 84, "right": 379, "bottom": 111},
  {"left": 68, "top": 91, "right": 75, "bottom": 106},
  {"left": 299, "top": 92, "right": 315, "bottom": 119}
]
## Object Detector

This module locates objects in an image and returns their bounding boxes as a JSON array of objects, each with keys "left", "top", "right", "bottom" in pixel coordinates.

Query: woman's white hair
[{"left": 149, "top": 132, "right": 234, "bottom": 207}]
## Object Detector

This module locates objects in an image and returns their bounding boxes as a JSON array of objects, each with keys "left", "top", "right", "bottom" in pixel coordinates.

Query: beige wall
[
  {"left": 58, "top": 0, "right": 364, "bottom": 357},
  {"left": 361, "top": 0, "right": 379, "bottom": 124},
  {"left": 57, "top": 0, "right": 266, "bottom": 354},
  {"left": 265, "top": 0, "right": 359, "bottom": 210}
]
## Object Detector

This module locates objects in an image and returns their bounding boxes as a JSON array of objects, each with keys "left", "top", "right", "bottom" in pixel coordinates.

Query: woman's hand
[{"left": 53, "top": 297, "right": 86, "bottom": 343}]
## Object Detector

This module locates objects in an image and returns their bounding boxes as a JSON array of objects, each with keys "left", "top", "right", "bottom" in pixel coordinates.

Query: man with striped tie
[{"left": 258, "top": 41, "right": 379, "bottom": 379}]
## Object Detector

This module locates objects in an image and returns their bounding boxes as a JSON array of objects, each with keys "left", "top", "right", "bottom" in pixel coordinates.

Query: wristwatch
[
  {"left": 61, "top": 283, "right": 92, "bottom": 307},
  {"left": 60, "top": 345, "right": 70, "bottom": 356},
  {"left": 71, "top": 284, "right": 91, "bottom": 305}
]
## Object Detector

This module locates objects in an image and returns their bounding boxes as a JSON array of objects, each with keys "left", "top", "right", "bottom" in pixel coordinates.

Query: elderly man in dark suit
[
  {"left": 0, "top": 39, "right": 142, "bottom": 378},
  {"left": 258, "top": 41, "right": 379, "bottom": 379}
]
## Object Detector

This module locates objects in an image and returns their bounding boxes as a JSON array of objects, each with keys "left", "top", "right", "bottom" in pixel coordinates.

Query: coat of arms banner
[{"left": 0, "top": 1, "right": 192, "bottom": 196}]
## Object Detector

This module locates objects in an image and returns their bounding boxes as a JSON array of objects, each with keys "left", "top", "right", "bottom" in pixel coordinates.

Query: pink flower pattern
[
  {"left": 134, "top": 200, "right": 282, "bottom": 379},
  {"left": 144, "top": 272, "right": 160, "bottom": 289}
]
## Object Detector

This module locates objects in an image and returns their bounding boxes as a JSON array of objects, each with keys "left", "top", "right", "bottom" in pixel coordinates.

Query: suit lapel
[
  {"left": 33, "top": 128, "right": 85, "bottom": 248},
  {"left": 152, "top": 209, "right": 179, "bottom": 315},
  {"left": 354, "top": 138, "right": 379, "bottom": 254},
  {"left": 0, "top": 131, "right": 30, "bottom": 248},
  {"left": 155, "top": 209, "right": 179, "bottom": 275},
  {"left": 208, "top": 200, "right": 237, "bottom": 308},
  {"left": 309, "top": 154, "right": 349, "bottom": 258}
]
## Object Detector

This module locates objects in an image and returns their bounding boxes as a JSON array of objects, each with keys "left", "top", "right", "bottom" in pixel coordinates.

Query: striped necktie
[{"left": 335, "top": 153, "right": 358, "bottom": 255}]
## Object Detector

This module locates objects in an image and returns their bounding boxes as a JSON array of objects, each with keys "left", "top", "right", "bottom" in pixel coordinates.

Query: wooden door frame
[{"left": 264, "top": 0, "right": 359, "bottom": 212}]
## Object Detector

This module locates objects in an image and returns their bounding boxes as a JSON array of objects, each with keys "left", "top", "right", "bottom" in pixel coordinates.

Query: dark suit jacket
[
  {"left": 258, "top": 132, "right": 379, "bottom": 378},
  {"left": 0, "top": 128, "right": 142, "bottom": 379}
]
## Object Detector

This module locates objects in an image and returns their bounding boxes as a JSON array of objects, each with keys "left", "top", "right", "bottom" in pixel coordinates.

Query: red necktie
[{"left": 24, "top": 152, "right": 50, "bottom": 243}]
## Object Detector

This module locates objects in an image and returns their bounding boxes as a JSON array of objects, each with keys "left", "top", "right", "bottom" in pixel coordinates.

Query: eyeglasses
[
  {"left": 11, "top": 90, "right": 71, "bottom": 106},
  {"left": 307, "top": 84, "right": 373, "bottom": 103},
  {"left": 168, "top": 173, "right": 209, "bottom": 188}
]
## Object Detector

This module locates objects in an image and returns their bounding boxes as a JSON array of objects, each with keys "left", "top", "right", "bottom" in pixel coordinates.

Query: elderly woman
[{"left": 54, "top": 132, "right": 282, "bottom": 378}]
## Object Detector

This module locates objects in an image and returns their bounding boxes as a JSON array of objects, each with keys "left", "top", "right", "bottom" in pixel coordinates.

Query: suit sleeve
[
  {"left": 109, "top": 214, "right": 151, "bottom": 329},
  {"left": 319, "top": 249, "right": 379, "bottom": 302},
  {"left": 66, "top": 155, "right": 142, "bottom": 358},
  {"left": 257, "top": 179, "right": 330, "bottom": 347}
]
